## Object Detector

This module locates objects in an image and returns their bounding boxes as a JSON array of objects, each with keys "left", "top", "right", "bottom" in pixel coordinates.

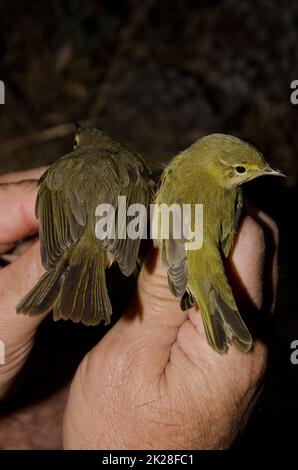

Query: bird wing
[
  {"left": 36, "top": 149, "right": 152, "bottom": 276},
  {"left": 36, "top": 156, "right": 88, "bottom": 270},
  {"left": 153, "top": 182, "right": 189, "bottom": 298},
  {"left": 163, "top": 235, "right": 188, "bottom": 298},
  {"left": 97, "top": 155, "right": 152, "bottom": 276}
]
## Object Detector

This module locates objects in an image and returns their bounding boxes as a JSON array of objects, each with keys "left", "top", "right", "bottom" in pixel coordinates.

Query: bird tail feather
[
  {"left": 188, "top": 275, "right": 252, "bottom": 354},
  {"left": 17, "top": 245, "right": 112, "bottom": 326},
  {"left": 53, "top": 246, "right": 112, "bottom": 326},
  {"left": 17, "top": 269, "right": 63, "bottom": 316}
]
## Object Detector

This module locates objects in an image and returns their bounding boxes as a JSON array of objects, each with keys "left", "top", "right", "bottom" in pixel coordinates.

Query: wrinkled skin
[{"left": 0, "top": 168, "right": 278, "bottom": 449}]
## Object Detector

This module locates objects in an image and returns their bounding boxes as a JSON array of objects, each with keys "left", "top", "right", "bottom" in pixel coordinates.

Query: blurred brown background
[{"left": 0, "top": 0, "right": 297, "bottom": 448}]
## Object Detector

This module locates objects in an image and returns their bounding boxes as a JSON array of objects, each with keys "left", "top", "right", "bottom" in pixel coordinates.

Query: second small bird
[
  {"left": 154, "top": 134, "right": 284, "bottom": 353},
  {"left": 17, "top": 126, "right": 154, "bottom": 325}
]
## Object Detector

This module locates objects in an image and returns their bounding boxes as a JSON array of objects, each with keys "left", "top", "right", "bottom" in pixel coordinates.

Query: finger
[
  {"left": 123, "top": 247, "right": 189, "bottom": 346},
  {"left": 251, "top": 210, "right": 279, "bottom": 313},
  {"left": 227, "top": 211, "right": 279, "bottom": 314},
  {"left": 227, "top": 214, "right": 266, "bottom": 310},
  {"left": 0, "top": 241, "right": 45, "bottom": 396},
  {"left": 0, "top": 180, "right": 39, "bottom": 244},
  {"left": 0, "top": 166, "right": 47, "bottom": 183},
  {"left": 135, "top": 247, "right": 188, "bottom": 325}
]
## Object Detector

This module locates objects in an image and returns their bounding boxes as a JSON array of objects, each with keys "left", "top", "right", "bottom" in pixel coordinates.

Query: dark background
[{"left": 0, "top": 0, "right": 297, "bottom": 448}]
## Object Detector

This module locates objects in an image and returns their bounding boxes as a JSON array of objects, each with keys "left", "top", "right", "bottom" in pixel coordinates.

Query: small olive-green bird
[
  {"left": 154, "top": 134, "right": 284, "bottom": 353},
  {"left": 17, "top": 126, "right": 154, "bottom": 325}
]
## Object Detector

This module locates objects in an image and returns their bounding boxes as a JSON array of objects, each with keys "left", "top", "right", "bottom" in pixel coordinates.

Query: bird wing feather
[
  {"left": 98, "top": 154, "right": 152, "bottom": 276},
  {"left": 36, "top": 148, "right": 152, "bottom": 275},
  {"left": 154, "top": 173, "right": 189, "bottom": 297}
]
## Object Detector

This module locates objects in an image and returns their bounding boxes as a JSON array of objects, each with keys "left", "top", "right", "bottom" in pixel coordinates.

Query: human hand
[{"left": 63, "top": 212, "right": 278, "bottom": 449}]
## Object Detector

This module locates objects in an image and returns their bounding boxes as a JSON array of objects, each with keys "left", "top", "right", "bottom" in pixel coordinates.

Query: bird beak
[{"left": 263, "top": 166, "right": 286, "bottom": 177}]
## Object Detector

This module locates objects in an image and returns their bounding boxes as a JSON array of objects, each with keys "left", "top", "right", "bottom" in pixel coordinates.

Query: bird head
[
  {"left": 73, "top": 124, "right": 104, "bottom": 149},
  {"left": 190, "top": 134, "right": 285, "bottom": 188}
]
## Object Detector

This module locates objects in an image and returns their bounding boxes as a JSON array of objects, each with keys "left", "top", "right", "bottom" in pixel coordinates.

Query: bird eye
[{"left": 235, "top": 166, "right": 246, "bottom": 174}]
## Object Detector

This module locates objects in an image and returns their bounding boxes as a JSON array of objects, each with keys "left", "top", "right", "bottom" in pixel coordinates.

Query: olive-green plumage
[
  {"left": 17, "top": 126, "right": 154, "bottom": 325},
  {"left": 154, "top": 134, "right": 284, "bottom": 353}
]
